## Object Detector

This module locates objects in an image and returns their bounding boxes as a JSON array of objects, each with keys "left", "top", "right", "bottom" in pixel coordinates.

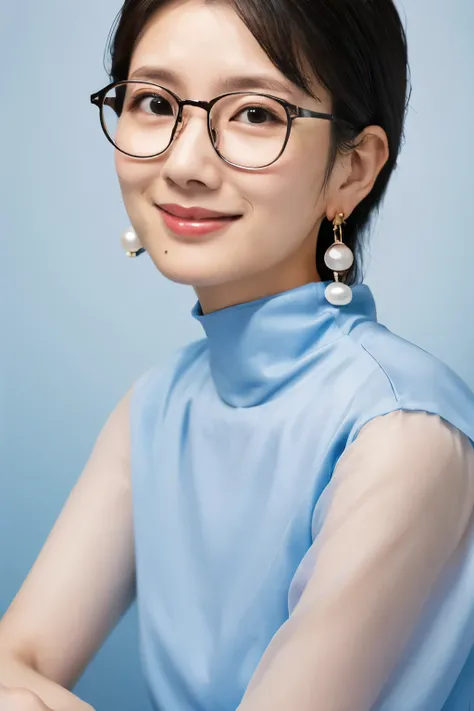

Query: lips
[
  {"left": 158, "top": 203, "right": 241, "bottom": 221},
  {"left": 156, "top": 204, "right": 242, "bottom": 238}
]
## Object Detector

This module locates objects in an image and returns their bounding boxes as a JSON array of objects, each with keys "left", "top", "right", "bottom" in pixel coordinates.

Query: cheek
[
  {"left": 114, "top": 151, "right": 130, "bottom": 189},
  {"left": 115, "top": 154, "right": 137, "bottom": 208},
  {"left": 277, "top": 133, "right": 330, "bottom": 225},
  {"left": 114, "top": 154, "right": 159, "bottom": 239},
  {"left": 245, "top": 152, "right": 326, "bottom": 237},
  {"left": 257, "top": 125, "right": 328, "bottom": 201},
  {"left": 115, "top": 152, "right": 157, "bottom": 198}
]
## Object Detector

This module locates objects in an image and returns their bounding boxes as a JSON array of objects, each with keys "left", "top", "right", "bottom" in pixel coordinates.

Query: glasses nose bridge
[
  {"left": 177, "top": 98, "right": 213, "bottom": 123},
  {"left": 172, "top": 98, "right": 216, "bottom": 150}
]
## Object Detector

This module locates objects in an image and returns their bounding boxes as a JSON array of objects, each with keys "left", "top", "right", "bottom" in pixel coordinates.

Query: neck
[{"left": 195, "top": 232, "right": 321, "bottom": 314}]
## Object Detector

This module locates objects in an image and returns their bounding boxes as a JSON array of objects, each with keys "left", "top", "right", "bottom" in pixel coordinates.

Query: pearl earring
[
  {"left": 121, "top": 226, "right": 146, "bottom": 258},
  {"left": 324, "top": 213, "right": 354, "bottom": 306}
]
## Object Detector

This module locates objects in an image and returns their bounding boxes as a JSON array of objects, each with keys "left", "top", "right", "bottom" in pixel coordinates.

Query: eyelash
[{"left": 127, "top": 93, "right": 285, "bottom": 126}]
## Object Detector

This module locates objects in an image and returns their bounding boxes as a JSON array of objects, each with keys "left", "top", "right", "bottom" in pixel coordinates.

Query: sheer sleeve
[{"left": 237, "top": 410, "right": 474, "bottom": 711}]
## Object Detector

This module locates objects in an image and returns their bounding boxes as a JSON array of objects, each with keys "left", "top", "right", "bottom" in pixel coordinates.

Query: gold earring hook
[{"left": 332, "top": 212, "right": 345, "bottom": 243}]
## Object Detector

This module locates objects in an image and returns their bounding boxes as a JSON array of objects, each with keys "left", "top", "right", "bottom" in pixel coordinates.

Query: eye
[
  {"left": 130, "top": 92, "right": 175, "bottom": 117},
  {"left": 234, "top": 106, "right": 284, "bottom": 125}
]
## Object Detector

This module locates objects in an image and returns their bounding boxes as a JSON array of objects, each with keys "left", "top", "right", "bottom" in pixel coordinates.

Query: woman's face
[{"left": 116, "top": 0, "right": 341, "bottom": 311}]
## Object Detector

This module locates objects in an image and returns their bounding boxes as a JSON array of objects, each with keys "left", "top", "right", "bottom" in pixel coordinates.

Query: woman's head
[{"left": 105, "top": 0, "right": 408, "bottom": 310}]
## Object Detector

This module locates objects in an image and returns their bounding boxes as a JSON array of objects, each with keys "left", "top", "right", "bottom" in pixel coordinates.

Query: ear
[{"left": 326, "top": 126, "right": 389, "bottom": 220}]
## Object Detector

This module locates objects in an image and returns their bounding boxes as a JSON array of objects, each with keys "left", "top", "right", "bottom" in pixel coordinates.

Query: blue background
[{"left": 1, "top": 1, "right": 473, "bottom": 709}]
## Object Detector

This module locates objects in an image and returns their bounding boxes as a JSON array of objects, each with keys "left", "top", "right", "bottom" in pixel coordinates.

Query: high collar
[{"left": 192, "top": 281, "right": 377, "bottom": 407}]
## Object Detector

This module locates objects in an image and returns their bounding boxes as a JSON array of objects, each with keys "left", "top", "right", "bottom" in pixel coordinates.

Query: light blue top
[{"left": 130, "top": 281, "right": 474, "bottom": 711}]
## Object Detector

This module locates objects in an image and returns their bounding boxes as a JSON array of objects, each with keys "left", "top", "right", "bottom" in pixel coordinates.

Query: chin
[{"left": 149, "top": 251, "right": 241, "bottom": 288}]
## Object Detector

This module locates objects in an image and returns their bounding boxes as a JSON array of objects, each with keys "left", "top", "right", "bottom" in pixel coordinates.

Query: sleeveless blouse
[{"left": 128, "top": 281, "right": 474, "bottom": 710}]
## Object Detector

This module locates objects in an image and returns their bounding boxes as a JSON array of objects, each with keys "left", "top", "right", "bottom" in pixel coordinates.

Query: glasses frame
[{"left": 90, "top": 80, "right": 360, "bottom": 170}]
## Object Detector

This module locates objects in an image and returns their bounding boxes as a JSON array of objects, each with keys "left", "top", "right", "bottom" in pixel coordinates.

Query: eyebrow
[{"left": 128, "top": 65, "right": 303, "bottom": 98}]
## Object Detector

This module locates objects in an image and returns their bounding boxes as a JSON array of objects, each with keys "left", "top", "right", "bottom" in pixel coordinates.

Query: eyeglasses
[{"left": 90, "top": 80, "right": 357, "bottom": 170}]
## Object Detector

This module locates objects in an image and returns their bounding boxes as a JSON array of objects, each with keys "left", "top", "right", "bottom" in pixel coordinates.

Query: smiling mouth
[
  {"left": 156, "top": 205, "right": 243, "bottom": 238},
  {"left": 161, "top": 208, "right": 239, "bottom": 222},
  {"left": 158, "top": 206, "right": 242, "bottom": 222}
]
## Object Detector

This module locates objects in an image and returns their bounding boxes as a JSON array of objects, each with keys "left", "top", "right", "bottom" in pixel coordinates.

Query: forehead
[
  {"left": 128, "top": 0, "right": 319, "bottom": 102},
  {"left": 131, "top": 0, "right": 269, "bottom": 74}
]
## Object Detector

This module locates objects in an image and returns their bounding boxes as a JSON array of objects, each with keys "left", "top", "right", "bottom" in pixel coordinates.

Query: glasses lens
[
  {"left": 101, "top": 82, "right": 179, "bottom": 158},
  {"left": 210, "top": 94, "right": 288, "bottom": 168}
]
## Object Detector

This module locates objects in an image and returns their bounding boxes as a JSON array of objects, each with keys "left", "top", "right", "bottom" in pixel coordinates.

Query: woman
[{"left": 1, "top": 0, "right": 474, "bottom": 710}]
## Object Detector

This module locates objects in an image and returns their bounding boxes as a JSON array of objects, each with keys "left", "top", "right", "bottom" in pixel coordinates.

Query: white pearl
[
  {"left": 121, "top": 226, "right": 143, "bottom": 255},
  {"left": 324, "top": 243, "right": 354, "bottom": 272},
  {"left": 325, "top": 281, "right": 353, "bottom": 306}
]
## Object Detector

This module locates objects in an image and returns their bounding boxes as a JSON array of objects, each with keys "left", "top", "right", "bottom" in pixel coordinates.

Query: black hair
[{"left": 105, "top": 0, "right": 411, "bottom": 284}]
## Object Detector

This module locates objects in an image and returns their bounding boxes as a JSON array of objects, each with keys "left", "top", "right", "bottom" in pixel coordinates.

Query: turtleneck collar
[{"left": 191, "top": 280, "right": 376, "bottom": 408}]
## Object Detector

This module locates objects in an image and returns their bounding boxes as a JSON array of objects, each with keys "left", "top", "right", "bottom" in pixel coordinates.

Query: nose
[{"left": 160, "top": 106, "right": 223, "bottom": 192}]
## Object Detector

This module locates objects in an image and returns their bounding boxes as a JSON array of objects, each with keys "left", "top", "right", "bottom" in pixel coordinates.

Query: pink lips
[{"left": 157, "top": 203, "right": 242, "bottom": 238}]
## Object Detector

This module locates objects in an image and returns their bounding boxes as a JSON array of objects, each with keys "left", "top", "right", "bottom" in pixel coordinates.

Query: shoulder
[
  {"left": 349, "top": 320, "right": 469, "bottom": 398},
  {"left": 334, "top": 319, "right": 474, "bottom": 446}
]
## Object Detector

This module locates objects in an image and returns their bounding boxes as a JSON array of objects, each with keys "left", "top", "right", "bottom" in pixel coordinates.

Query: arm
[
  {"left": 237, "top": 410, "right": 474, "bottom": 711},
  {"left": 0, "top": 388, "right": 135, "bottom": 710}
]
